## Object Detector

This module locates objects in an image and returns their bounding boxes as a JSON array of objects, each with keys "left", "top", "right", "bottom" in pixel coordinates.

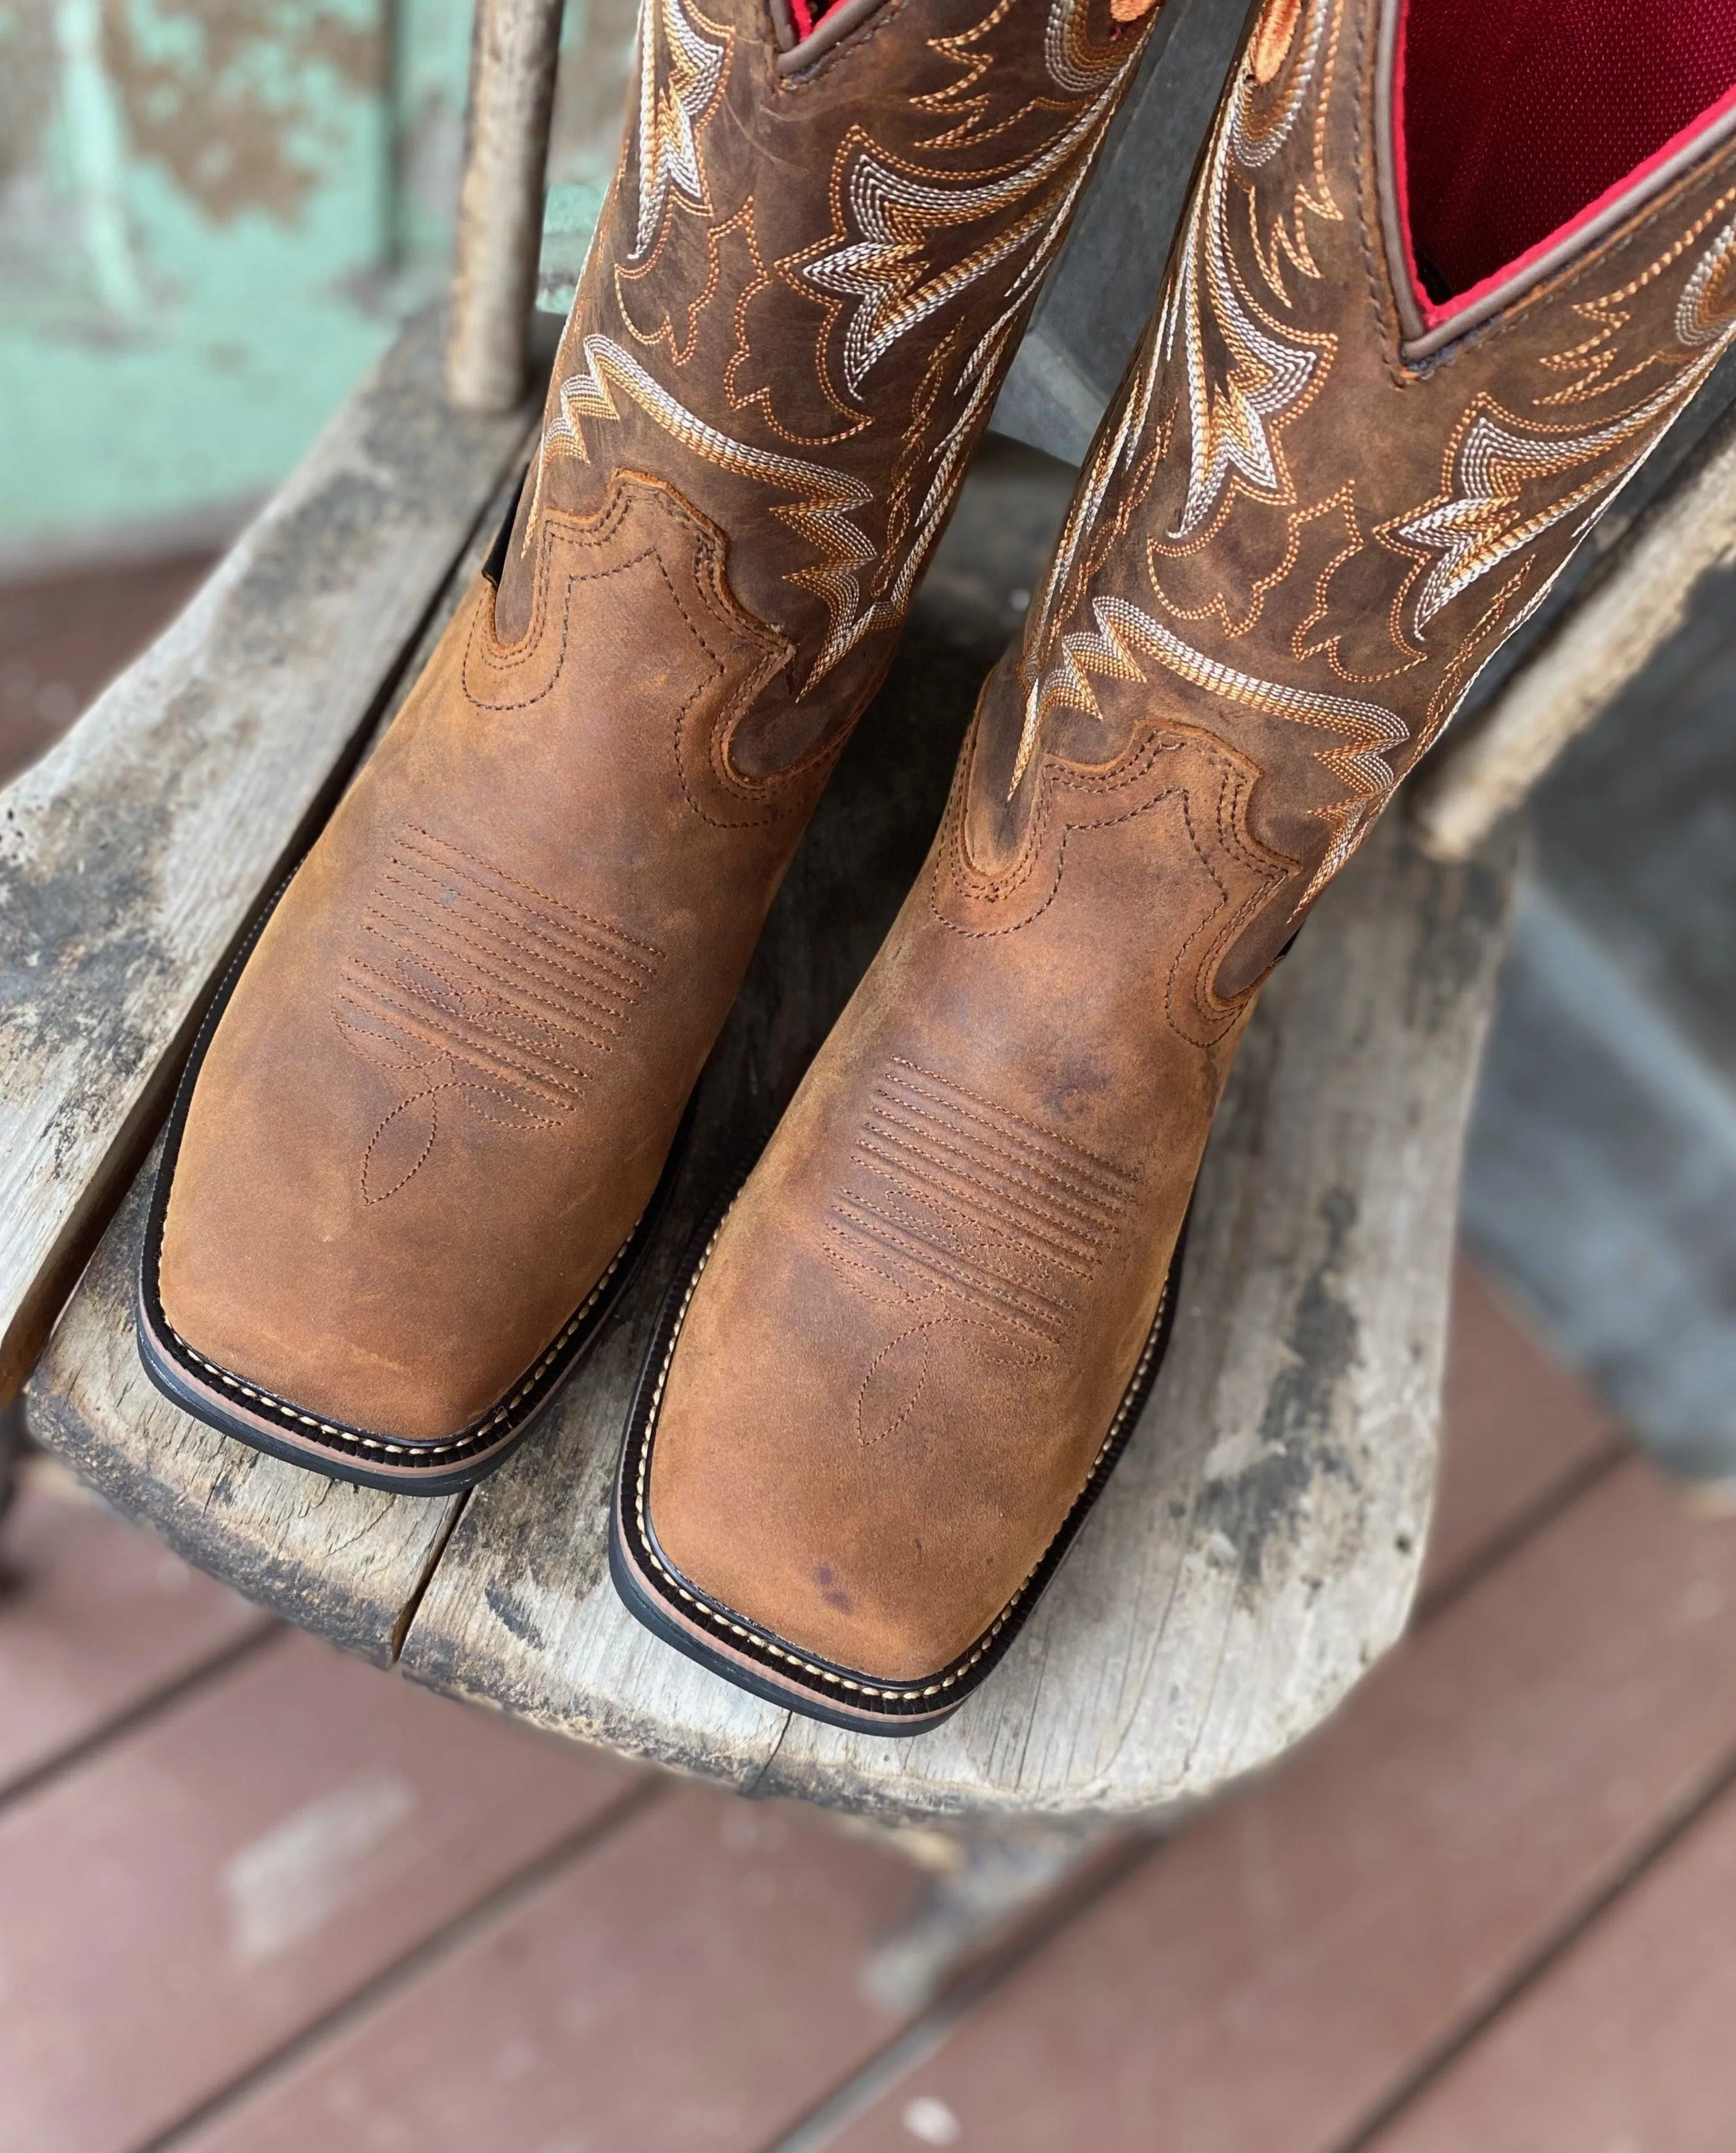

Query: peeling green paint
[{"left": 0, "top": 0, "right": 624, "bottom": 556}]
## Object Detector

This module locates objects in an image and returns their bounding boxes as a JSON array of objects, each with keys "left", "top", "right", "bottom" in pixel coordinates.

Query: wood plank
[
  {"left": 0, "top": 1455, "right": 267, "bottom": 1795},
  {"left": 23, "top": 454, "right": 538, "bottom": 1664},
  {"left": 0, "top": 308, "right": 535, "bottom": 1403},
  {"left": 445, "top": 0, "right": 564, "bottom": 411},
  {"left": 1367, "top": 1774, "right": 1736, "bottom": 2153},
  {"left": 811, "top": 1462, "right": 1736, "bottom": 2152},
  {"left": 0, "top": 1629, "right": 640, "bottom": 2153},
  {"left": 174, "top": 1784, "right": 926, "bottom": 2153},
  {"left": 1422, "top": 1257, "right": 1624, "bottom": 1600},
  {"left": 26, "top": 1164, "right": 463, "bottom": 1665}
]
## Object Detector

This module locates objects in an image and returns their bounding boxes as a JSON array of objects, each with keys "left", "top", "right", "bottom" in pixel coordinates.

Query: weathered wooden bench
[{"left": 6, "top": 0, "right": 1734, "bottom": 1828}]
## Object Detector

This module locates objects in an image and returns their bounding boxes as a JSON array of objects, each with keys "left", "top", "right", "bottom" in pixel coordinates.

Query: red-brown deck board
[
  {"left": 6, "top": 1257, "right": 1711, "bottom": 2153},
  {"left": 0, "top": 1626, "right": 640, "bottom": 2153},
  {"left": 1369, "top": 1767, "right": 1736, "bottom": 2153},
  {"left": 0, "top": 1466, "right": 269, "bottom": 1797},
  {"left": 181, "top": 1788, "right": 926, "bottom": 2153},
  {"left": 824, "top": 1455, "right": 1736, "bottom": 2153}
]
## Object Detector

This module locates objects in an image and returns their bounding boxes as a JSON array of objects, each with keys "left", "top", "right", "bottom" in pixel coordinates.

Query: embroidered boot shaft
[
  {"left": 139, "top": 0, "right": 1160, "bottom": 1485},
  {"left": 618, "top": 0, "right": 1736, "bottom": 1727}
]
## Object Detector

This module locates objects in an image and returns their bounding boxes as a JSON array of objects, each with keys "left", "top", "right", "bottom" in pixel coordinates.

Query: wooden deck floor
[{"left": 8, "top": 1261, "right": 1736, "bottom": 2153}]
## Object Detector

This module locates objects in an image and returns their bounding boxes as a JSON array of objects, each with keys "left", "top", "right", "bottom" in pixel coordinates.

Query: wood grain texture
[
  {"left": 177, "top": 1786, "right": 925, "bottom": 2153},
  {"left": 1368, "top": 1772, "right": 1736, "bottom": 2153},
  {"left": 1413, "top": 397, "right": 1736, "bottom": 861},
  {"left": 0, "top": 310, "right": 535, "bottom": 1402},
  {"left": 445, "top": 0, "right": 566, "bottom": 411}
]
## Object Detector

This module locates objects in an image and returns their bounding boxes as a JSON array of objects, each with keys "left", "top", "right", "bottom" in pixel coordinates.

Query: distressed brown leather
[
  {"left": 152, "top": 0, "right": 1160, "bottom": 1453},
  {"left": 642, "top": 0, "right": 1736, "bottom": 1693}
]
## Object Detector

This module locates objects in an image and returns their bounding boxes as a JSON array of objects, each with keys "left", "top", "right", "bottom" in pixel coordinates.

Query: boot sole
[{"left": 610, "top": 1188, "right": 1187, "bottom": 1737}]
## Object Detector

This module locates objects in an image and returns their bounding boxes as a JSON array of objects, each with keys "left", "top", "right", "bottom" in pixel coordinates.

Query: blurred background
[{"left": 6, "top": 0, "right": 1736, "bottom": 2146}]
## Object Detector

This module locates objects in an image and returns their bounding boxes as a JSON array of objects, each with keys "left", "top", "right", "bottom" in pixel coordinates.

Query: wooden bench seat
[{"left": 6, "top": 0, "right": 1726, "bottom": 1824}]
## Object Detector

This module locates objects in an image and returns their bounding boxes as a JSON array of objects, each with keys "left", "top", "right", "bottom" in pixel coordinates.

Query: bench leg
[
  {"left": 0, "top": 1394, "right": 25, "bottom": 1529},
  {"left": 846, "top": 1816, "right": 1142, "bottom": 2014}
]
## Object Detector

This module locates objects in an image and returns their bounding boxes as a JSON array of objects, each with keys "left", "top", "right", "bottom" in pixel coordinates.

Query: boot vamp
[
  {"left": 158, "top": 476, "right": 806, "bottom": 1443},
  {"left": 646, "top": 710, "right": 1276, "bottom": 1683}
]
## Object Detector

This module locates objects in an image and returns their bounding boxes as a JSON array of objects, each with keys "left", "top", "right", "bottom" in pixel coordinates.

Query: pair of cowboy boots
[{"left": 141, "top": 0, "right": 1736, "bottom": 1731}]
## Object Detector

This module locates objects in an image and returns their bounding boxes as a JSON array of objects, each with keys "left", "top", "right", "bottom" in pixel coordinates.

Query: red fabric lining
[
  {"left": 787, "top": 0, "right": 850, "bottom": 41},
  {"left": 1399, "top": 0, "right": 1736, "bottom": 317}
]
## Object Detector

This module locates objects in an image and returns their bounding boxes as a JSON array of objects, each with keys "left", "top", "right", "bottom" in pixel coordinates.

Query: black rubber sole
[
  {"left": 610, "top": 1189, "right": 1189, "bottom": 1736},
  {"left": 136, "top": 866, "right": 687, "bottom": 1497}
]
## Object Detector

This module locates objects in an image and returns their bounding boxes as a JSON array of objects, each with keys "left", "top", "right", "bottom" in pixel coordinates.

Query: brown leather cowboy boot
[
  {"left": 616, "top": 0, "right": 1736, "bottom": 1727},
  {"left": 138, "top": 0, "right": 1163, "bottom": 1489}
]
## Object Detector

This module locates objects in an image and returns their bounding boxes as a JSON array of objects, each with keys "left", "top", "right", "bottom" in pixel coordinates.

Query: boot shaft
[
  {"left": 994, "top": 0, "right": 1736, "bottom": 988},
  {"left": 505, "top": 0, "right": 1163, "bottom": 729}
]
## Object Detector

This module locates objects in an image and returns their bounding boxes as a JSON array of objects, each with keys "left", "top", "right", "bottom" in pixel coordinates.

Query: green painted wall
[{"left": 0, "top": 0, "right": 627, "bottom": 558}]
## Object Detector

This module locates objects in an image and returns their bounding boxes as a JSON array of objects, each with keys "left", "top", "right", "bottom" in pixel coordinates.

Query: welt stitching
[{"left": 163, "top": 1225, "right": 637, "bottom": 1462}]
